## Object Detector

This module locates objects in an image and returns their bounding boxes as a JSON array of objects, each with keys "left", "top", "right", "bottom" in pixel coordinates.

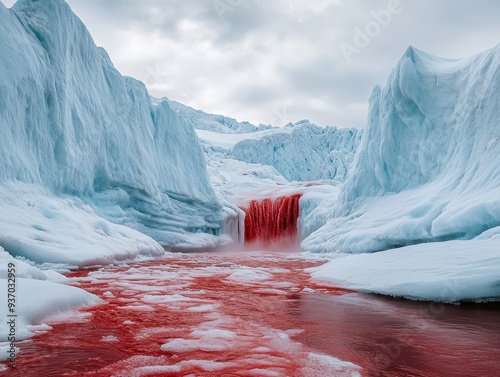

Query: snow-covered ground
[
  {"left": 305, "top": 45, "right": 500, "bottom": 302},
  {"left": 0, "top": 182, "right": 164, "bottom": 267},
  {"left": 310, "top": 238, "right": 500, "bottom": 303}
]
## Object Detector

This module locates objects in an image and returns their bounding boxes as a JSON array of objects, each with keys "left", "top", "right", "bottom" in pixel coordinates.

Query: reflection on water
[{"left": 294, "top": 293, "right": 500, "bottom": 377}]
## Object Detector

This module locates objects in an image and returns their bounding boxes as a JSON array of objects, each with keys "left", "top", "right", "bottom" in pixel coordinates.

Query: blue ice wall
[{"left": 0, "top": 0, "right": 223, "bottom": 249}]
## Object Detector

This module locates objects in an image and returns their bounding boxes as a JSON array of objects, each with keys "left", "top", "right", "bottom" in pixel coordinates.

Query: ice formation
[
  {"left": 304, "top": 45, "right": 500, "bottom": 253},
  {"left": 0, "top": 0, "right": 225, "bottom": 266},
  {"left": 167, "top": 99, "right": 274, "bottom": 134},
  {"left": 231, "top": 120, "right": 362, "bottom": 182},
  {"left": 306, "top": 45, "right": 500, "bottom": 302},
  {"left": 310, "top": 238, "right": 500, "bottom": 302},
  {"left": 193, "top": 116, "right": 362, "bottom": 183},
  {"left": 0, "top": 245, "right": 100, "bottom": 360}
]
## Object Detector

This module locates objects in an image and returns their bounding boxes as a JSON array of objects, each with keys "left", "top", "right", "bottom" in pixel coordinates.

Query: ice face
[
  {"left": 230, "top": 122, "right": 362, "bottom": 182},
  {"left": 0, "top": 0, "right": 224, "bottom": 264},
  {"left": 303, "top": 45, "right": 500, "bottom": 254},
  {"left": 302, "top": 45, "right": 500, "bottom": 302}
]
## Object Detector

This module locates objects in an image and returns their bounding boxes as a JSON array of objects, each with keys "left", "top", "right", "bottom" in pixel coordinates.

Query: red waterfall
[{"left": 243, "top": 194, "right": 301, "bottom": 245}]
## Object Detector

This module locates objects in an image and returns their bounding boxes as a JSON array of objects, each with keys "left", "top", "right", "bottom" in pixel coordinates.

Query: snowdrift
[
  {"left": 305, "top": 45, "right": 500, "bottom": 302},
  {"left": 231, "top": 121, "right": 362, "bottom": 182},
  {"left": 311, "top": 238, "right": 500, "bottom": 302},
  {"left": 0, "top": 0, "right": 223, "bottom": 266}
]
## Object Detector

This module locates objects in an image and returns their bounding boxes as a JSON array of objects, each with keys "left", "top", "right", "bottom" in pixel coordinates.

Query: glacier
[
  {"left": 194, "top": 118, "right": 362, "bottom": 183},
  {"left": 230, "top": 120, "right": 362, "bottom": 182},
  {"left": 0, "top": 0, "right": 225, "bottom": 267},
  {"left": 305, "top": 45, "right": 500, "bottom": 302},
  {"left": 167, "top": 99, "right": 274, "bottom": 134}
]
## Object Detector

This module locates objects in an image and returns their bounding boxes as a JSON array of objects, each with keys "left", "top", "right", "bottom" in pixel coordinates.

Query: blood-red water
[
  {"left": 2, "top": 250, "right": 500, "bottom": 377},
  {"left": 243, "top": 194, "right": 301, "bottom": 245}
]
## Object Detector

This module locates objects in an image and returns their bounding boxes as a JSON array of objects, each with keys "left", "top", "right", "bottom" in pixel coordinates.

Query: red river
[{"left": 2, "top": 249, "right": 500, "bottom": 377}]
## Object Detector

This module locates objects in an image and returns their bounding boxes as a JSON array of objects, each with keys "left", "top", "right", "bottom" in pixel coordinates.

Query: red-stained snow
[{"left": 243, "top": 195, "right": 301, "bottom": 245}]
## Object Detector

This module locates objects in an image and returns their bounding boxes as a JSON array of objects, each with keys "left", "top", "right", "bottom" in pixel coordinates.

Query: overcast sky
[{"left": 4, "top": 0, "right": 500, "bottom": 127}]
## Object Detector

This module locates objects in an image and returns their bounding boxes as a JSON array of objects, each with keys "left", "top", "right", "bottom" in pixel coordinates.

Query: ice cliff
[
  {"left": 306, "top": 45, "right": 500, "bottom": 302},
  {"left": 0, "top": 0, "right": 223, "bottom": 266},
  {"left": 230, "top": 121, "right": 362, "bottom": 182},
  {"left": 304, "top": 45, "right": 500, "bottom": 253}
]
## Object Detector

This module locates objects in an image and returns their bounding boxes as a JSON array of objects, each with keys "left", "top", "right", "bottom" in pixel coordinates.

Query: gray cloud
[{"left": 2, "top": 0, "right": 499, "bottom": 127}]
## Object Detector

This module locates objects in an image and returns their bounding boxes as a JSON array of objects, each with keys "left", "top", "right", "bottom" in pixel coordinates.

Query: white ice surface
[
  {"left": 311, "top": 238, "right": 500, "bottom": 302},
  {"left": 0, "top": 183, "right": 164, "bottom": 266},
  {"left": 196, "top": 127, "right": 295, "bottom": 149},
  {"left": 0, "top": 245, "right": 67, "bottom": 282},
  {"left": 298, "top": 184, "right": 342, "bottom": 240},
  {"left": 167, "top": 98, "right": 274, "bottom": 134}
]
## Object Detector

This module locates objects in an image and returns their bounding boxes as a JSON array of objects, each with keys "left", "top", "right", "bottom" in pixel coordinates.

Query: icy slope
[
  {"left": 230, "top": 121, "right": 362, "bottom": 182},
  {"left": 167, "top": 99, "right": 274, "bottom": 134},
  {"left": 0, "top": 0, "right": 223, "bottom": 265},
  {"left": 180, "top": 101, "right": 363, "bottom": 183},
  {"left": 304, "top": 45, "right": 500, "bottom": 253},
  {"left": 304, "top": 45, "right": 500, "bottom": 302}
]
